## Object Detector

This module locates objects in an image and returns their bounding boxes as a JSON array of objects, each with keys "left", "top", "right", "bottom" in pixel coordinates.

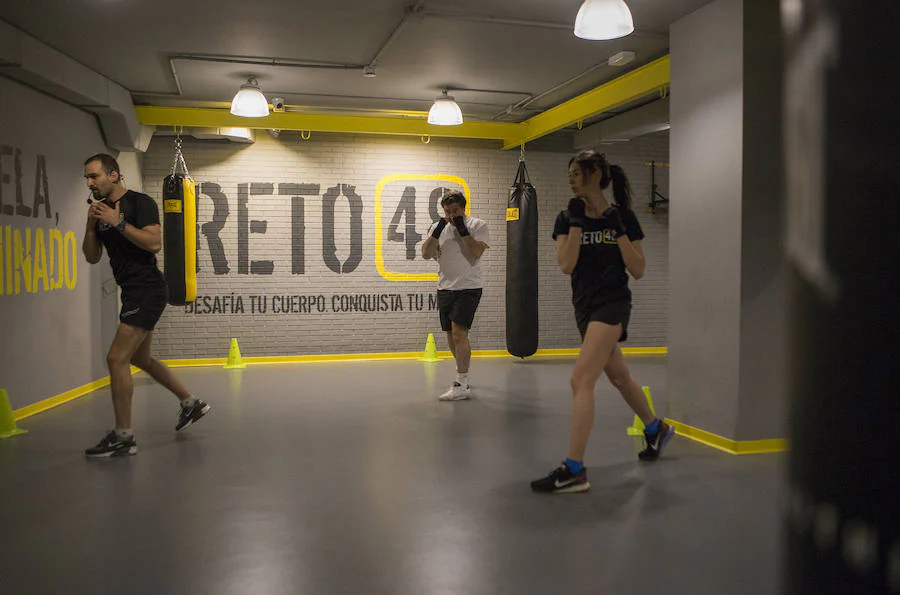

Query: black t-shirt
[
  {"left": 95, "top": 190, "right": 165, "bottom": 289},
  {"left": 552, "top": 206, "right": 645, "bottom": 311}
]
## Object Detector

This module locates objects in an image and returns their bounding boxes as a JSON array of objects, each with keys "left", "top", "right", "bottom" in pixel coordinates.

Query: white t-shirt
[{"left": 427, "top": 216, "right": 490, "bottom": 290}]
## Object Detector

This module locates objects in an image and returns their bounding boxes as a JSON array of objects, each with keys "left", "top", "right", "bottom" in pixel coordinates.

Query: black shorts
[
  {"left": 120, "top": 284, "right": 168, "bottom": 331},
  {"left": 438, "top": 288, "right": 483, "bottom": 331},
  {"left": 575, "top": 299, "right": 632, "bottom": 342}
]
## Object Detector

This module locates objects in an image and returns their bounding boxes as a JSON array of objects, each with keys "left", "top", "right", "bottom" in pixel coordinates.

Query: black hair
[
  {"left": 440, "top": 190, "right": 467, "bottom": 209},
  {"left": 84, "top": 154, "right": 121, "bottom": 179},
  {"left": 569, "top": 150, "right": 633, "bottom": 211}
]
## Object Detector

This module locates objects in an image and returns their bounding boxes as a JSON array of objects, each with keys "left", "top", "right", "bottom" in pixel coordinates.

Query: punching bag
[
  {"left": 783, "top": 1, "right": 899, "bottom": 593},
  {"left": 163, "top": 139, "right": 197, "bottom": 306},
  {"left": 505, "top": 158, "right": 539, "bottom": 357}
]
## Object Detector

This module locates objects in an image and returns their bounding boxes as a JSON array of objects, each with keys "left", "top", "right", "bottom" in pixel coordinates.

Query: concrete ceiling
[{"left": 1, "top": 0, "right": 713, "bottom": 125}]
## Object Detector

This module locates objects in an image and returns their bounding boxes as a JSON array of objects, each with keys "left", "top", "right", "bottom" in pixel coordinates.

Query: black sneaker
[
  {"left": 84, "top": 431, "right": 137, "bottom": 458},
  {"left": 530, "top": 462, "right": 590, "bottom": 494},
  {"left": 639, "top": 421, "right": 675, "bottom": 461},
  {"left": 176, "top": 399, "right": 210, "bottom": 431}
]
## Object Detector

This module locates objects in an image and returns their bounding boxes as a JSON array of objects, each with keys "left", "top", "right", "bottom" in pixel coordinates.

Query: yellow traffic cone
[
  {"left": 626, "top": 386, "right": 656, "bottom": 436},
  {"left": 224, "top": 338, "right": 247, "bottom": 369},
  {"left": 417, "top": 333, "right": 442, "bottom": 362},
  {"left": 0, "top": 389, "right": 27, "bottom": 439}
]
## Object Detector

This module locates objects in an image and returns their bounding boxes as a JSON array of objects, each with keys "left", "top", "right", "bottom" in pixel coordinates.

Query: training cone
[
  {"left": 627, "top": 386, "right": 656, "bottom": 436},
  {"left": 224, "top": 338, "right": 247, "bottom": 369},
  {"left": 0, "top": 389, "right": 27, "bottom": 439},
  {"left": 417, "top": 333, "right": 442, "bottom": 362}
]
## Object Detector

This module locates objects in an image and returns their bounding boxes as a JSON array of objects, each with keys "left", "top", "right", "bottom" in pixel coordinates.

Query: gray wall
[
  {"left": 737, "top": 0, "right": 787, "bottom": 440},
  {"left": 669, "top": 0, "right": 745, "bottom": 437},
  {"left": 669, "top": 0, "right": 788, "bottom": 440},
  {"left": 142, "top": 131, "right": 670, "bottom": 359},
  {"left": 0, "top": 76, "right": 115, "bottom": 409}
]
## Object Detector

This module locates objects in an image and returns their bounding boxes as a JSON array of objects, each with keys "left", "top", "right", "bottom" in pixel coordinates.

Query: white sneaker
[{"left": 438, "top": 382, "right": 471, "bottom": 401}]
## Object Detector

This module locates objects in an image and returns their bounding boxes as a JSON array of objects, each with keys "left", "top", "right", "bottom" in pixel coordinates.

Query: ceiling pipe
[
  {"left": 364, "top": 0, "right": 428, "bottom": 74},
  {"left": 132, "top": 54, "right": 367, "bottom": 97}
]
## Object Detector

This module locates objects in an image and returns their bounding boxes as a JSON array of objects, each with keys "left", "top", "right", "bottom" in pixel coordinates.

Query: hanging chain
[{"left": 170, "top": 128, "right": 192, "bottom": 178}]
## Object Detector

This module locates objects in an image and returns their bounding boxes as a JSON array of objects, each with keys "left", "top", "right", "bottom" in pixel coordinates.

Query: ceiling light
[
  {"left": 427, "top": 90, "right": 463, "bottom": 126},
  {"left": 230, "top": 77, "right": 269, "bottom": 118},
  {"left": 574, "top": 0, "right": 635, "bottom": 41}
]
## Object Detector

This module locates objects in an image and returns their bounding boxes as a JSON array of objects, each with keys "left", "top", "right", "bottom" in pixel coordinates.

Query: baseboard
[{"left": 664, "top": 418, "right": 788, "bottom": 455}]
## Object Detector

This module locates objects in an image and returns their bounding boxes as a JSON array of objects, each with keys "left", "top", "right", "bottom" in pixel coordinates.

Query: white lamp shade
[
  {"left": 574, "top": 0, "right": 635, "bottom": 40},
  {"left": 427, "top": 96, "right": 463, "bottom": 126},
  {"left": 230, "top": 84, "right": 270, "bottom": 118}
]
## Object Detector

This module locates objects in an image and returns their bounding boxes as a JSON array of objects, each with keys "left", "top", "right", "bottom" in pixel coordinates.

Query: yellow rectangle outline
[
  {"left": 506, "top": 207, "right": 519, "bottom": 221},
  {"left": 373, "top": 174, "right": 471, "bottom": 282}
]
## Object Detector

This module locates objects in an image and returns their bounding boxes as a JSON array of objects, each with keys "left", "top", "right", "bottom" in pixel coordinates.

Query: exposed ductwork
[{"left": 0, "top": 19, "right": 153, "bottom": 152}]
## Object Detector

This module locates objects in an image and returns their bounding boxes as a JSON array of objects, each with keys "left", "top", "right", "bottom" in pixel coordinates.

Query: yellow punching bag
[{"left": 163, "top": 137, "right": 197, "bottom": 306}]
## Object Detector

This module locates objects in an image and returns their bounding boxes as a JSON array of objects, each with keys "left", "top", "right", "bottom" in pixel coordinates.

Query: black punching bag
[
  {"left": 163, "top": 173, "right": 197, "bottom": 306},
  {"left": 506, "top": 158, "right": 539, "bottom": 357},
  {"left": 783, "top": 1, "right": 899, "bottom": 593}
]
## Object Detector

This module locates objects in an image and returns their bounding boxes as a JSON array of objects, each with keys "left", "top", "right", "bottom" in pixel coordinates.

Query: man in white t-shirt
[{"left": 421, "top": 190, "right": 490, "bottom": 401}]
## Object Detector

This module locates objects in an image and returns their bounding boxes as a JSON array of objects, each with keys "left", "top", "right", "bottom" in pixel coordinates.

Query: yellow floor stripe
[
  {"left": 12, "top": 347, "right": 786, "bottom": 457},
  {"left": 160, "top": 346, "right": 668, "bottom": 367},
  {"left": 664, "top": 419, "right": 788, "bottom": 455}
]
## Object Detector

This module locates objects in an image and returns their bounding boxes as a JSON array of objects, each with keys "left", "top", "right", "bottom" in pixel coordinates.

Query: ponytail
[{"left": 608, "top": 164, "right": 633, "bottom": 211}]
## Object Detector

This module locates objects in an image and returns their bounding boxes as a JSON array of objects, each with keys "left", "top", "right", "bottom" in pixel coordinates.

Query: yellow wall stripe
[{"left": 12, "top": 366, "right": 139, "bottom": 421}]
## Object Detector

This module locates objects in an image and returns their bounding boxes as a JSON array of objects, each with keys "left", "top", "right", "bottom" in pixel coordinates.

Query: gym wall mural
[
  {"left": 0, "top": 145, "right": 79, "bottom": 296},
  {"left": 175, "top": 175, "right": 468, "bottom": 318}
]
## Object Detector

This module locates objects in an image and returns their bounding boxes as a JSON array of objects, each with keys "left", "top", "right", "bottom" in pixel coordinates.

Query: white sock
[
  {"left": 181, "top": 395, "right": 198, "bottom": 408},
  {"left": 456, "top": 373, "right": 469, "bottom": 387},
  {"left": 115, "top": 428, "right": 133, "bottom": 440}
]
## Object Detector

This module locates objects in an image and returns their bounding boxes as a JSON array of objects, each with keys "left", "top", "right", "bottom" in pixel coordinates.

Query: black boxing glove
[
  {"left": 431, "top": 218, "right": 448, "bottom": 239},
  {"left": 567, "top": 198, "right": 586, "bottom": 229},
  {"left": 602, "top": 206, "right": 627, "bottom": 239},
  {"left": 452, "top": 215, "right": 470, "bottom": 237}
]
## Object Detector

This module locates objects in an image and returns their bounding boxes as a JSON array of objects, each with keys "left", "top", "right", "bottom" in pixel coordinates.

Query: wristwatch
[{"left": 116, "top": 219, "right": 126, "bottom": 233}]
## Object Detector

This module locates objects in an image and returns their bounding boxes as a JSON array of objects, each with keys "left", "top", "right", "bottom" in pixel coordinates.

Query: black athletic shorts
[
  {"left": 120, "top": 283, "right": 168, "bottom": 331},
  {"left": 438, "top": 288, "right": 483, "bottom": 331},
  {"left": 575, "top": 298, "right": 632, "bottom": 342}
]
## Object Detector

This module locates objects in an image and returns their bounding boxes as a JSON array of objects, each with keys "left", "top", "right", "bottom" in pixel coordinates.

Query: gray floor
[{"left": 0, "top": 355, "right": 784, "bottom": 595}]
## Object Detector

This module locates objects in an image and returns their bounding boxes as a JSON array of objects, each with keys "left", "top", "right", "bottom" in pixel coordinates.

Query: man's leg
[
  {"left": 445, "top": 331, "right": 457, "bottom": 361},
  {"left": 107, "top": 323, "right": 149, "bottom": 430},
  {"left": 86, "top": 323, "right": 146, "bottom": 457},
  {"left": 131, "top": 331, "right": 190, "bottom": 401},
  {"left": 130, "top": 331, "right": 210, "bottom": 431},
  {"left": 450, "top": 323, "right": 471, "bottom": 374}
]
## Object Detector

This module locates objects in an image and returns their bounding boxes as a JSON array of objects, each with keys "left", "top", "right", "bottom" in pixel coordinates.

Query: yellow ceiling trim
[
  {"left": 134, "top": 106, "right": 521, "bottom": 145},
  {"left": 135, "top": 55, "right": 669, "bottom": 149},
  {"left": 501, "top": 54, "right": 671, "bottom": 150}
]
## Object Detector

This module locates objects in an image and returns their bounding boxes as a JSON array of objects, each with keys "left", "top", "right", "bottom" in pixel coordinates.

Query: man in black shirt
[{"left": 81, "top": 154, "right": 209, "bottom": 457}]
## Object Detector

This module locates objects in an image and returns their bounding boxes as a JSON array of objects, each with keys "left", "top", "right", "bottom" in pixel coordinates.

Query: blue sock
[
  {"left": 564, "top": 458, "right": 584, "bottom": 474},
  {"left": 645, "top": 418, "right": 661, "bottom": 435}
]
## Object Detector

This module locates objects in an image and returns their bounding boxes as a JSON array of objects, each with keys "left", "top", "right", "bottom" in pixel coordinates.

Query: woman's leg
[
  {"left": 604, "top": 345, "right": 654, "bottom": 424},
  {"left": 566, "top": 321, "right": 624, "bottom": 461}
]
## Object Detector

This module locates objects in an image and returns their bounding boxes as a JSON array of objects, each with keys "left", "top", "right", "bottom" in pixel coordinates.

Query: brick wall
[{"left": 142, "top": 131, "right": 669, "bottom": 358}]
